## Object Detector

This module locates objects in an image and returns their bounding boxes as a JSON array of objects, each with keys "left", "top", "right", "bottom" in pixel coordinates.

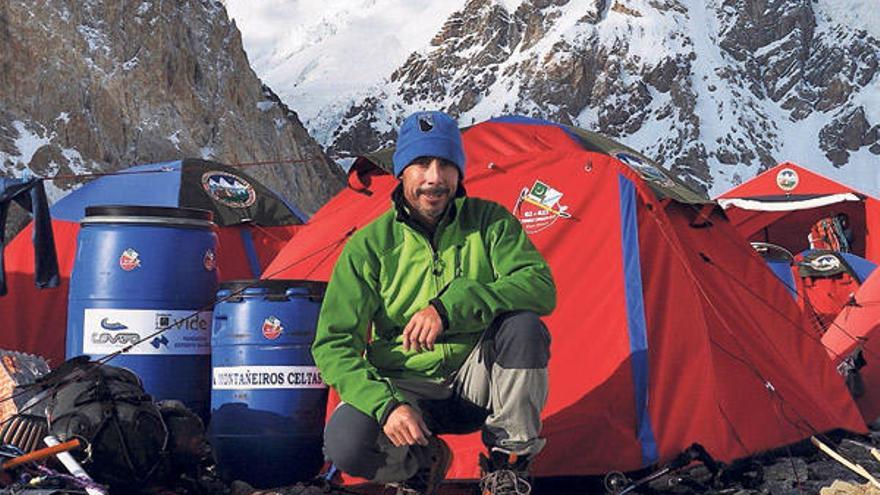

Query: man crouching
[{"left": 312, "top": 111, "right": 556, "bottom": 495}]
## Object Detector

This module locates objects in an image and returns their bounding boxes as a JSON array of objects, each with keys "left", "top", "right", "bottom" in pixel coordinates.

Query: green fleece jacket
[{"left": 312, "top": 187, "right": 556, "bottom": 424}]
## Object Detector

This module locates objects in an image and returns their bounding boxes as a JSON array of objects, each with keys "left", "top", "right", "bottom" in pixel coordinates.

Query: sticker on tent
[
  {"left": 514, "top": 180, "right": 571, "bottom": 234},
  {"left": 809, "top": 254, "right": 842, "bottom": 272},
  {"left": 776, "top": 168, "right": 799, "bottom": 192},
  {"left": 201, "top": 171, "right": 257, "bottom": 208}
]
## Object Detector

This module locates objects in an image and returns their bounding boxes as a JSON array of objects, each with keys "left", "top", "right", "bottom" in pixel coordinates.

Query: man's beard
[
  {"left": 415, "top": 186, "right": 452, "bottom": 221},
  {"left": 417, "top": 186, "right": 452, "bottom": 197}
]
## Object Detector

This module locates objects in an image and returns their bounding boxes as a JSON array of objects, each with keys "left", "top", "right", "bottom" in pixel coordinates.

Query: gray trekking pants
[{"left": 323, "top": 311, "right": 551, "bottom": 482}]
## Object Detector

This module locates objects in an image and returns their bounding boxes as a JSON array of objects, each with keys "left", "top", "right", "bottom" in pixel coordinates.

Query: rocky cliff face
[
  {"left": 0, "top": 0, "right": 345, "bottom": 217},
  {"left": 288, "top": 0, "right": 880, "bottom": 196}
]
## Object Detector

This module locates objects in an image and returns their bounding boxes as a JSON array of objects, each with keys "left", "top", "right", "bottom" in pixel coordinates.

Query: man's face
[{"left": 400, "top": 156, "right": 460, "bottom": 225}]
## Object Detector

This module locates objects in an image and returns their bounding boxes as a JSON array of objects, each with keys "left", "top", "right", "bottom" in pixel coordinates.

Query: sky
[{"left": 222, "top": 0, "right": 464, "bottom": 141}]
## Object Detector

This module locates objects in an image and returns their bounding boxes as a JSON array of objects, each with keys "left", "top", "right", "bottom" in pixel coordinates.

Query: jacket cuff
[
  {"left": 378, "top": 398, "right": 406, "bottom": 426},
  {"left": 430, "top": 298, "right": 450, "bottom": 330}
]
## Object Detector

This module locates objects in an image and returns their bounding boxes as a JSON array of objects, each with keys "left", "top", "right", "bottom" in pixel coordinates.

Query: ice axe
[
  {"left": 43, "top": 435, "right": 107, "bottom": 495},
  {"left": 0, "top": 437, "right": 81, "bottom": 471},
  {"left": 604, "top": 443, "right": 719, "bottom": 495}
]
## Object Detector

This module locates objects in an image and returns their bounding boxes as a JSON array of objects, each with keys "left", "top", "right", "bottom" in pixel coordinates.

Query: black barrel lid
[
  {"left": 219, "top": 279, "right": 327, "bottom": 297},
  {"left": 84, "top": 205, "right": 214, "bottom": 222}
]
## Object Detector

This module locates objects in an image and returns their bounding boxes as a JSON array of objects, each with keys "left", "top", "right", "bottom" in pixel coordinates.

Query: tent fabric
[
  {"left": 825, "top": 270, "right": 880, "bottom": 423},
  {"left": 767, "top": 260, "right": 799, "bottom": 299},
  {"left": 1, "top": 220, "right": 80, "bottom": 366},
  {"left": 359, "top": 115, "right": 708, "bottom": 205},
  {"left": 798, "top": 272, "right": 859, "bottom": 334},
  {"left": 790, "top": 251, "right": 877, "bottom": 334},
  {"left": 839, "top": 252, "right": 878, "bottom": 282},
  {"left": 0, "top": 159, "right": 302, "bottom": 366},
  {"left": 51, "top": 159, "right": 306, "bottom": 226},
  {"left": 264, "top": 118, "right": 864, "bottom": 478},
  {"left": 717, "top": 193, "right": 861, "bottom": 212},
  {"left": 750, "top": 243, "right": 798, "bottom": 299},
  {"left": 797, "top": 250, "right": 877, "bottom": 284},
  {"left": 716, "top": 162, "right": 880, "bottom": 262},
  {"left": 0, "top": 178, "right": 59, "bottom": 295}
]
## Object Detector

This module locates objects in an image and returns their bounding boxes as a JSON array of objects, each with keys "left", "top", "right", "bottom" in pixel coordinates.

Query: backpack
[
  {"left": 808, "top": 214, "right": 851, "bottom": 252},
  {"left": 26, "top": 357, "right": 170, "bottom": 489}
]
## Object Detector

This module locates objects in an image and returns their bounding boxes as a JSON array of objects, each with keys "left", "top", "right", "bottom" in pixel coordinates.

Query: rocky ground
[
  {"left": 208, "top": 431, "right": 880, "bottom": 495},
  {"left": 8, "top": 425, "right": 880, "bottom": 494},
  {"left": 4, "top": 435, "right": 878, "bottom": 495}
]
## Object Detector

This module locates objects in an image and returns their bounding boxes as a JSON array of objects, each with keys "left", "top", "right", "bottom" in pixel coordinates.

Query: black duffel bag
[{"left": 26, "top": 357, "right": 170, "bottom": 489}]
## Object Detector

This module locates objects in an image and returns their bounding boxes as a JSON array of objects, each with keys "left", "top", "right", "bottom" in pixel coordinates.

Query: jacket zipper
[
  {"left": 404, "top": 222, "right": 448, "bottom": 372},
  {"left": 396, "top": 201, "right": 454, "bottom": 372},
  {"left": 404, "top": 215, "right": 448, "bottom": 294}
]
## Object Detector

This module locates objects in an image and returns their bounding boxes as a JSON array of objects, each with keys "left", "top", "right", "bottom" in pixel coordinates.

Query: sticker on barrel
[
  {"left": 262, "top": 316, "right": 283, "bottom": 340},
  {"left": 212, "top": 365, "right": 326, "bottom": 389},
  {"left": 83, "top": 309, "right": 212, "bottom": 355},
  {"left": 203, "top": 249, "right": 216, "bottom": 271},
  {"left": 119, "top": 248, "right": 141, "bottom": 271}
]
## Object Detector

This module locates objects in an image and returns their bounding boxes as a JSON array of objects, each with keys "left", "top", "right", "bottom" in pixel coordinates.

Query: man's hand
[
  {"left": 383, "top": 404, "right": 431, "bottom": 447},
  {"left": 402, "top": 305, "right": 443, "bottom": 352}
]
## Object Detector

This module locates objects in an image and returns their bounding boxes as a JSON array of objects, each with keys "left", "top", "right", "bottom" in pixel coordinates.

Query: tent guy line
[
  {"left": 648, "top": 199, "right": 859, "bottom": 453},
  {"left": 684, "top": 243, "right": 864, "bottom": 471},
  {"left": 644, "top": 204, "right": 826, "bottom": 451},
  {"left": 679, "top": 199, "right": 877, "bottom": 362},
  {"left": 19, "top": 156, "right": 322, "bottom": 182}
]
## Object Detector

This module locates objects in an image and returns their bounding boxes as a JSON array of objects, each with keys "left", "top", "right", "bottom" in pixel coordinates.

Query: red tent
[
  {"left": 1, "top": 159, "right": 303, "bottom": 366},
  {"left": 824, "top": 270, "right": 880, "bottom": 423},
  {"left": 716, "top": 162, "right": 880, "bottom": 261},
  {"left": 264, "top": 117, "right": 864, "bottom": 478}
]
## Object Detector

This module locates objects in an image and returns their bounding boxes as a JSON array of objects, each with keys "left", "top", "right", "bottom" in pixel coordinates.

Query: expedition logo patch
[
  {"left": 202, "top": 171, "right": 257, "bottom": 208},
  {"left": 776, "top": 168, "right": 799, "bottom": 192},
  {"left": 514, "top": 180, "right": 571, "bottom": 234}
]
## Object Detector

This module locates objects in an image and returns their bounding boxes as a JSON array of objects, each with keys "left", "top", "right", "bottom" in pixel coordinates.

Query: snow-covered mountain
[
  {"left": 225, "top": 0, "right": 880, "bottom": 197},
  {"left": 0, "top": 0, "right": 345, "bottom": 216}
]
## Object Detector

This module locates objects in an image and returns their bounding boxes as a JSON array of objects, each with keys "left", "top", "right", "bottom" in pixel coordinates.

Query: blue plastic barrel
[
  {"left": 66, "top": 206, "right": 218, "bottom": 418},
  {"left": 209, "top": 279, "right": 328, "bottom": 488}
]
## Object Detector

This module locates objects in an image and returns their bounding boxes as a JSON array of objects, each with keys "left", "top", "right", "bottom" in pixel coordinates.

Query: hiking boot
[
  {"left": 388, "top": 436, "right": 453, "bottom": 495},
  {"left": 479, "top": 449, "right": 532, "bottom": 495}
]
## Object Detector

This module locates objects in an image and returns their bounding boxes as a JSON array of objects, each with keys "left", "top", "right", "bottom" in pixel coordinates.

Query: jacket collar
[{"left": 391, "top": 182, "right": 466, "bottom": 236}]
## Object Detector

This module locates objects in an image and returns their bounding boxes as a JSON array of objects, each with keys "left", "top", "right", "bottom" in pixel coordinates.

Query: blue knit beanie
[{"left": 392, "top": 111, "right": 466, "bottom": 178}]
